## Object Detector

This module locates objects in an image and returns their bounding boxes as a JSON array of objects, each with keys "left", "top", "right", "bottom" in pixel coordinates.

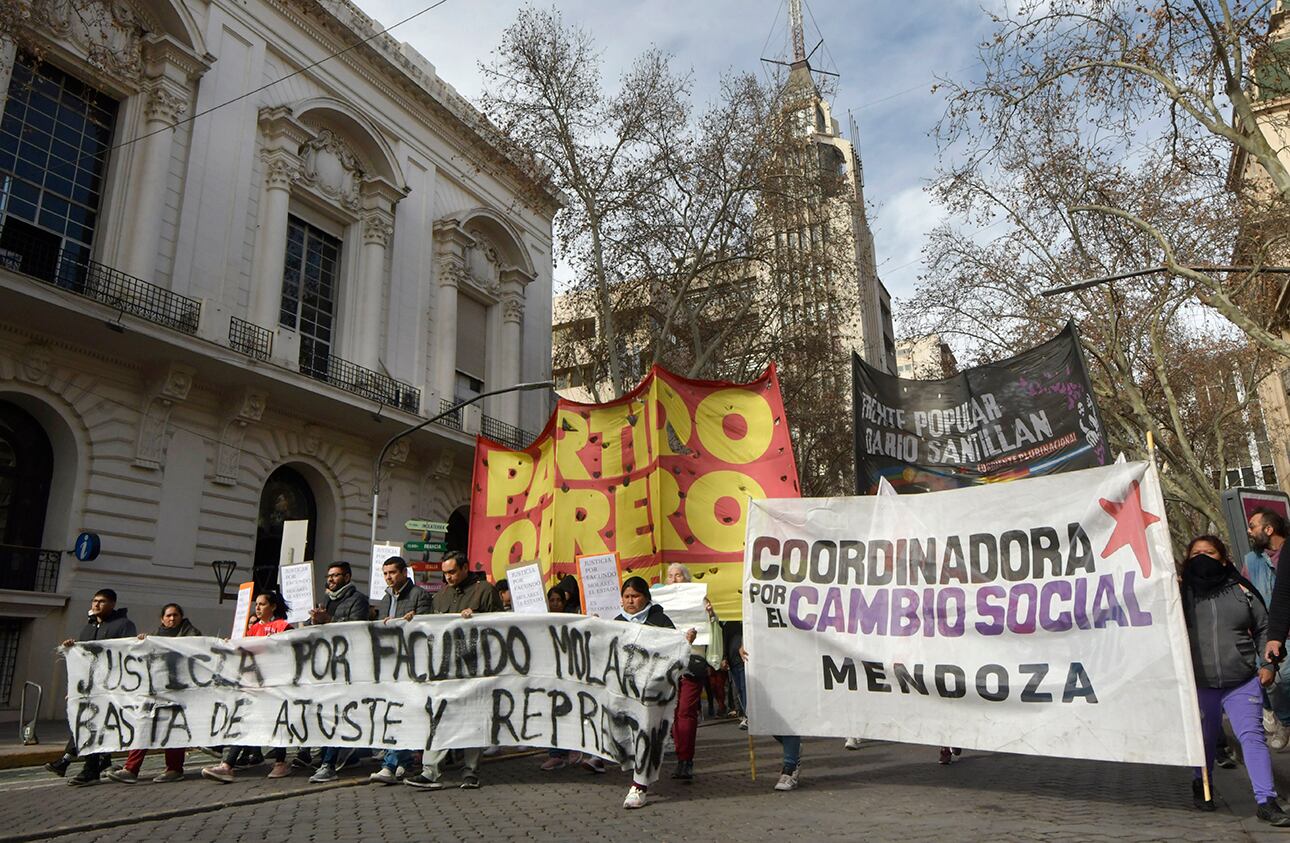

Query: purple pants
[{"left": 1196, "top": 675, "right": 1276, "bottom": 802}]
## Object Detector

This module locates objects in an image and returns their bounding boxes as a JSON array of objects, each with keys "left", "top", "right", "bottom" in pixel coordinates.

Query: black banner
[{"left": 852, "top": 322, "right": 1107, "bottom": 493}]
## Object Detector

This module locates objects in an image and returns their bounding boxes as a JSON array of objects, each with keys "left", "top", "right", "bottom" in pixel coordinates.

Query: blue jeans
[
  {"left": 774, "top": 735, "right": 800, "bottom": 772},
  {"left": 730, "top": 663, "right": 747, "bottom": 713},
  {"left": 1268, "top": 659, "right": 1290, "bottom": 727},
  {"left": 383, "top": 749, "right": 413, "bottom": 771}
]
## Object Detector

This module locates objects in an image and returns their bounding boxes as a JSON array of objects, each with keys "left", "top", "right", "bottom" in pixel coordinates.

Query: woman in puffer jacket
[{"left": 1182, "top": 534, "right": 1289, "bottom": 826}]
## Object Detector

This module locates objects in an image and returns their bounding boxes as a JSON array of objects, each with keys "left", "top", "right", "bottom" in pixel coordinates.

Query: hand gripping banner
[
  {"left": 852, "top": 321, "right": 1107, "bottom": 493},
  {"left": 743, "top": 461, "right": 1205, "bottom": 766},
  {"left": 64, "top": 615, "right": 691, "bottom": 784},
  {"left": 470, "top": 365, "right": 800, "bottom": 620}
]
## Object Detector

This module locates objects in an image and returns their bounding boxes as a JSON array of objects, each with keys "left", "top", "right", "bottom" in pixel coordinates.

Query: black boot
[
  {"left": 43, "top": 755, "right": 72, "bottom": 777},
  {"left": 681, "top": 760, "right": 695, "bottom": 781},
  {"left": 1191, "top": 779, "right": 1215, "bottom": 812},
  {"left": 1258, "top": 798, "right": 1290, "bottom": 827},
  {"left": 68, "top": 756, "right": 104, "bottom": 787},
  {"left": 671, "top": 759, "right": 686, "bottom": 779}
]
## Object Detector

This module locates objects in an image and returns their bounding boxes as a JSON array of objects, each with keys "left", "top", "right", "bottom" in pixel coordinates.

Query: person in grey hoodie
[
  {"left": 1183, "top": 534, "right": 1290, "bottom": 826},
  {"left": 47, "top": 589, "right": 137, "bottom": 785}
]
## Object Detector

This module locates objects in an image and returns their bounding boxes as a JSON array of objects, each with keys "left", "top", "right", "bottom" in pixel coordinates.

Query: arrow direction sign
[
  {"left": 404, "top": 540, "right": 448, "bottom": 553},
  {"left": 405, "top": 520, "right": 449, "bottom": 533}
]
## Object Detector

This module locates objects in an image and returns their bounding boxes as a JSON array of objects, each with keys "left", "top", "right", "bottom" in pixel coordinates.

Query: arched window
[
  {"left": 253, "top": 465, "right": 317, "bottom": 592},
  {"left": 0, "top": 401, "right": 53, "bottom": 590}
]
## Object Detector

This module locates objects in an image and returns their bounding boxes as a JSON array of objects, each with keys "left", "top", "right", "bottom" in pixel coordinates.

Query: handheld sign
[
  {"left": 230, "top": 581, "right": 254, "bottom": 640},
  {"left": 278, "top": 561, "right": 314, "bottom": 625},
  {"left": 577, "top": 553, "right": 622, "bottom": 619},
  {"left": 279, "top": 520, "right": 308, "bottom": 568},
  {"left": 507, "top": 562, "right": 547, "bottom": 614},
  {"left": 370, "top": 543, "right": 403, "bottom": 600},
  {"left": 650, "top": 582, "right": 709, "bottom": 645}
]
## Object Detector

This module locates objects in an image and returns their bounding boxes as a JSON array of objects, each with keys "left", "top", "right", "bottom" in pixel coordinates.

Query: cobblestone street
[{"left": 0, "top": 722, "right": 1283, "bottom": 842}]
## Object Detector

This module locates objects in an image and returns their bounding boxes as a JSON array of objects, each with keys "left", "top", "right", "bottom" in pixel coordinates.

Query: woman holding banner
[
  {"left": 614, "top": 576, "right": 693, "bottom": 808},
  {"left": 201, "top": 592, "right": 293, "bottom": 784},
  {"left": 106, "top": 604, "right": 202, "bottom": 784},
  {"left": 1182, "top": 535, "right": 1290, "bottom": 826}
]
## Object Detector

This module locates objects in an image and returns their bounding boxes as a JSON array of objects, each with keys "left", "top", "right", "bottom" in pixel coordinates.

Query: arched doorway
[
  {"left": 0, "top": 401, "right": 53, "bottom": 591},
  {"left": 253, "top": 465, "right": 317, "bottom": 593},
  {"left": 445, "top": 504, "right": 469, "bottom": 558}
]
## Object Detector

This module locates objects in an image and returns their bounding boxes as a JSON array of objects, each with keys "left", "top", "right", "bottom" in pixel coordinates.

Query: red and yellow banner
[{"left": 468, "top": 365, "right": 800, "bottom": 619}]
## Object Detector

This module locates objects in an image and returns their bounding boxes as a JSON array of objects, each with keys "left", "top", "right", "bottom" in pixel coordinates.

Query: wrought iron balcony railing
[
  {"left": 0, "top": 231, "right": 201, "bottom": 334},
  {"left": 482, "top": 413, "right": 535, "bottom": 450},
  {"left": 299, "top": 349, "right": 420, "bottom": 413},
  {"left": 436, "top": 397, "right": 463, "bottom": 431},
  {"left": 229, "top": 316, "right": 273, "bottom": 361},
  {"left": 0, "top": 544, "right": 61, "bottom": 593}
]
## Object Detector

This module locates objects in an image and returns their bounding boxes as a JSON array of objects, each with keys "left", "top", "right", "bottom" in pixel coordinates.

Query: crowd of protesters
[{"left": 46, "top": 552, "right": 758, "bottom": 809}]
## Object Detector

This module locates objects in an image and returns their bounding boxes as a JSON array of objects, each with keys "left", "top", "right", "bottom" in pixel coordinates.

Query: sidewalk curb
[{"left": 0, "top": 748, "right": 62, "bottom": 771}]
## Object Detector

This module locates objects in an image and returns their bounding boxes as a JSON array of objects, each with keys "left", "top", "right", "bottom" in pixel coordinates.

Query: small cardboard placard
[
  {"left": 230, "top": 581, "right": 254, "bottom": 640},
  {"left": 577, "top": 553, "right": 622, "bottom": 619},
  {"left": 506, "top": 562, "right": 547, "bottom": 614},
  {"left": 279, "top": 561, "right": 314, "bottom": 625}
]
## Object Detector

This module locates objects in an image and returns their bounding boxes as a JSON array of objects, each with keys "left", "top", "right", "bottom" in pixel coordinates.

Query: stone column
[
  {"left": 248, "top": 108, "right": 312, "bottom": 332},
  {"left": 497, "top": 271, "right": 528, "bottom": 426},
  {"left": 117, "top": 37, "right": 208, "bottom": 282},
  {"left": 355, "top": 206, "right": 394, "bottom": 371},
  {"left": 431, "top": 221, "right": 473, "bottom": 405}
]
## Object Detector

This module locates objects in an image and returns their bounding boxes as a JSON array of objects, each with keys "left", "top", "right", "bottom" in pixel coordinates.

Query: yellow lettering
[
  {"left": 553, "top": 488, "right": 610, "bottom": 558},
  {"left": 652, "top": 379, "right": 692, "bottom": 457},
  {"left": 491, "top": 519, "right": 537, "bottom": 580},
  {"left": 555, "top": 409, "right": 591, "bottom": 480},
  {"left": 685, "top": 470, "right": 766, "bottom": 553},
  {"left": 615, "top": 479, "right": 653, "bottom": 560},
  {"left": 656, "top": 470, "right": 686, "bottom": 552},
  {"left": 524, "top": 438, "right": 555, "bottom": 510},
  {"left": 486, "top": 450, "right": 535, "bottom": 517},
  {"left": 695, "top": 389, "right": 774, "bottom": 465}
]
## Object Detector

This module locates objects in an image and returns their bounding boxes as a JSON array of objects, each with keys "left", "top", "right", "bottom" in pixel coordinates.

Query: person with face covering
[
  {"left": 105, "top": 604, "right": 201, "bottom": 783},
  {"left": 1182, "top": 535, "right": 1290, "bottom": 826}
]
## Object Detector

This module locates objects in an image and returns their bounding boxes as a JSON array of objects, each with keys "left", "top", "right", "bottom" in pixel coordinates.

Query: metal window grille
[
  {"left": 298, "top": 349, "right": 420, "bottom": 413},
  {"left": 0, "top": 545, "right": 61, "bottom": 593},
  {"left": 229, "top": 316, "right": 273, "bottom": 360},
  {"left": 481, "top": 414, "right": 533, "bottom": 450},
  {"left": 0, "top": 621, "right": 19, "bottom": 703},
  {"left": 436, "top": 397, "right": 463, "bottom": 431}
]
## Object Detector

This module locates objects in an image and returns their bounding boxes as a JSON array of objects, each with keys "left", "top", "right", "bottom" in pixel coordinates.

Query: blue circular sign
[{"left": 74, "top": 532, "right": 100, "bottom": 562}]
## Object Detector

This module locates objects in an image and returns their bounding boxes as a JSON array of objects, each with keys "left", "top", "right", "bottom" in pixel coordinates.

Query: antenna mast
[{"left": 789, "top": 0, "right": 806, "bottom": 62}]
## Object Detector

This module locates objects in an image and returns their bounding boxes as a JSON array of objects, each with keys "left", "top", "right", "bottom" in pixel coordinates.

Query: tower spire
[{"left": 789, "top": 0, "right": 806, "bottom": 63}]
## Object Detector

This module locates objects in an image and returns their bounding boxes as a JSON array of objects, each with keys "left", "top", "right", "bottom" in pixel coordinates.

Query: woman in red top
[{"left": 201, "top": 592, "right": 291, "bottom": 783}]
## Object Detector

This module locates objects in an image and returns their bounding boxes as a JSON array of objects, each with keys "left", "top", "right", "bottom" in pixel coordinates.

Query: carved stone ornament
[
  {"left": 134, "top": 362, "right": 195, "bottom": 470},
  {"left": 299, "top": 423, "right": 322, "bottom": 456},
  {"left": 262, "top": 152, "right": 301, "bottom": 191},
  {"left": 430, "top": 449, "right": 454, "bottom": 481},
  {"left": 384, "top": 437, "right": 410, "bottom": 466},
  {"left": 362, "top": 210, "right": 394, "bottom": 247},
  {"left": 29, "top": 0, "right": 145, "bottom": 81},
  {"left": 501, "top": 293, "right": 525, "bottom": 325},
  {"left": 18, "top": 343, "right": 52, "bottom": 385},
  {"left": 145, "top": 84, "right": 188, "bottom": 124},
  {"left": 299, "top": 129, "right": 364, "bottom": 212},
  {"left": 214, "top": 389, "right": 267, "bottom": 486},
  {"left": 439, "top": 260, "right": 469, "bottom": 290}
]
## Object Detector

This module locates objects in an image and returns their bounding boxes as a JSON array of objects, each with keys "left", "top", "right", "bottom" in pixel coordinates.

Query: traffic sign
[
  {"left": 404, "top": 520, "right": 449, "bottom": 533},
  {"left": 404, "top": 540, "right": 448, "bottom": 553}
]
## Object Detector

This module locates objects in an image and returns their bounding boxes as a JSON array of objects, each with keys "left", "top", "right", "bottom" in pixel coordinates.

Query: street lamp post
[{"left": 368, "top": 380, "right": 554, "bottom": 555}]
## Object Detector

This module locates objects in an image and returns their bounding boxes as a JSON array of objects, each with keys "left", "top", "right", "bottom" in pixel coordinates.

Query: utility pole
[{"left": 789, "top": 0, "right": 807, "bottom": 63}]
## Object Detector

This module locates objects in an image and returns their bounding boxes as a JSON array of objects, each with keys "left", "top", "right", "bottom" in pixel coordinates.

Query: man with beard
[
  {"left": 1248, "top": 509, "right": 1290, "bottom": 749},
  {"left": 307, "top": 562, "right": 371, "bottom": 782}
]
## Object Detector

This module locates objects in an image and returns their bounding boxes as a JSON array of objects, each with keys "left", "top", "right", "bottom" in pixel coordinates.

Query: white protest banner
[
  {"left": 743, "top": 460, "right": 1205, "bottom": 767},
  {"left": 279, "top": 562, "right": 314, "bottom": 625},
  {"left": 650, "top": 582, "right": 709, "bottom": 646},
  {"left": 370, "top": 544, "right": 402, "bottom": 601},
  {"left": 507, "top": 562, "right": 547, "bottom": 614},
  {"left": 279, "top": 520, "right": 308, "bottom": 568},
  {"left": 230, "top": 581, "right": 254, "bottom": 640},
  {"left": 63, "top": 615, "right": 690, "bottom": 785},
  {"left": 578, "top": 553, "right": 622, "bottom": 619}
]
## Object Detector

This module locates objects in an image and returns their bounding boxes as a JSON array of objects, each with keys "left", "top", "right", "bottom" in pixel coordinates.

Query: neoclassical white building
[{"left": 0, "top": 0, "right": 558, "bottom": 720}]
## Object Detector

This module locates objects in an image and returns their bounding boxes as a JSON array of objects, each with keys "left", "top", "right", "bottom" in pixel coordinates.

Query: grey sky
[{"left": 358, "top": 0, "right": 998, "bottom": 315}]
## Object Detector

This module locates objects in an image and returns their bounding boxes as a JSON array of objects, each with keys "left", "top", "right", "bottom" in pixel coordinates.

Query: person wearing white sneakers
[{"left": 736, "top": 644, "right": 802, "bottom": 792}]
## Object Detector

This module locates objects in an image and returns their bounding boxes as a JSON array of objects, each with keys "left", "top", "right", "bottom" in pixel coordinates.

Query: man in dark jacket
[
  {"left": 405, "top": 552, "right": 501, "bottom": 790},
  {"left": 47, "top": 589, "right": 137, "bottom": 784},
  {"left": 307, "top": 563, "right": 371, "bottom": 782},
  {"left": 381, "top": 556, "right": 434, "bottom": 621},
  {"left": 307, "top": 562, "right": 369, "bottom": 624}
]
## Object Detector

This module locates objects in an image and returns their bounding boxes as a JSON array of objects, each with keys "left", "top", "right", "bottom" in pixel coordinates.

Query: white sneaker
[
  {"left": 482, "top": 746, "right": 501, "bottom": 757},
  {"left": 369, "top": 767, "right": 399, "bottom": 785},
  {"left": 1266, "top": 708, "right": 1279, "bottom": 734},
  {"left": 844, "top": 738, "right": 863, "bottom": 750},
  {"left": 774, "top": 770, "right": 799, "bottom": 791},
  {"left": 623, "top": 785, "right": 648, "bottom": 809},
  {"left": 1272, "top": 724, "right": 1290, "bottom": 751}
]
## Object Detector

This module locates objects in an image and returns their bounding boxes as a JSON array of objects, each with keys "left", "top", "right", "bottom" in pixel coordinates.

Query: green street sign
[
  {"left": 404, "top": 540, "right": 448, "bottom": 553},
  {"left": 405, "top": 520, "right": 449, "bottom": 533}
]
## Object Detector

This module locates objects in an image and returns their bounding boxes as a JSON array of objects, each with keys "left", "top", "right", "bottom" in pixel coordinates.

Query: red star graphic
[{"left": 1098, "top": 479, "right": 1162, "bottom": 577}]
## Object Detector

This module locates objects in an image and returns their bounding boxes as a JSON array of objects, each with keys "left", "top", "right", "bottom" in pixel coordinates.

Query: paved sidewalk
[{"left": 0, "top": 723, "right": 1274, "bottom": 843}]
